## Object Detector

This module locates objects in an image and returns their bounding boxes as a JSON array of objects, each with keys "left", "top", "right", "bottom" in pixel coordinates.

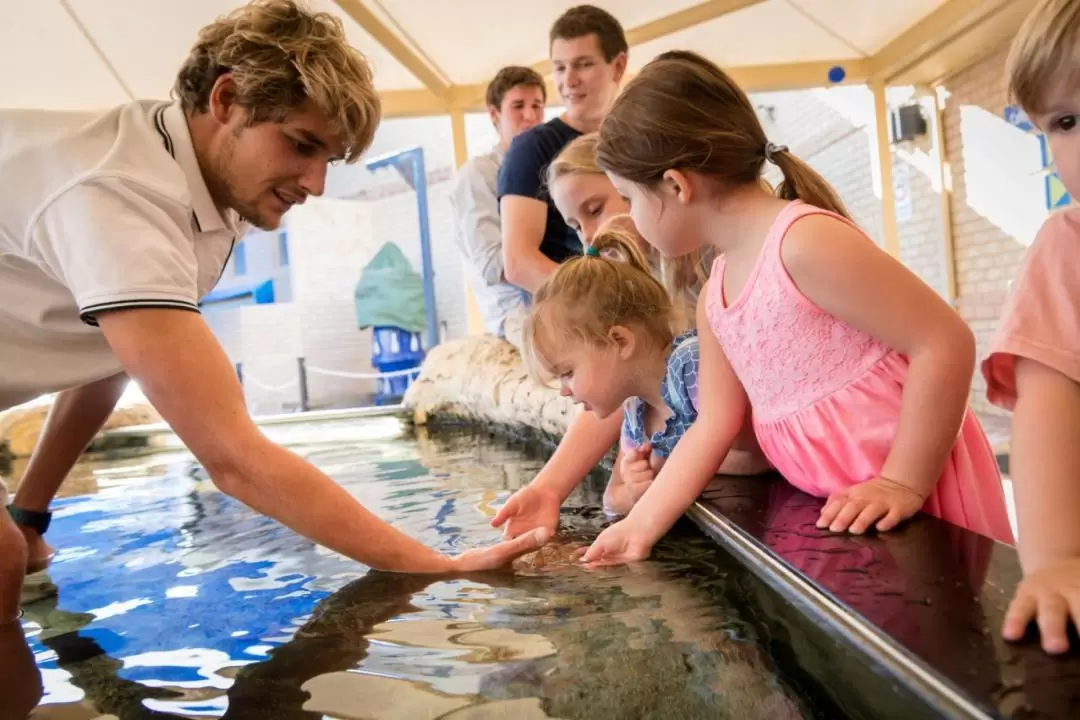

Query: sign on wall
[{"left": 1005, "top": 105, "right": 1072, "bottom": 211}]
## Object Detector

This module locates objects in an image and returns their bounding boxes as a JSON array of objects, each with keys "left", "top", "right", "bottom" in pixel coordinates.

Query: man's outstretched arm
[{"left": 97, "top": 308, "right": 547, "bottom": 573}]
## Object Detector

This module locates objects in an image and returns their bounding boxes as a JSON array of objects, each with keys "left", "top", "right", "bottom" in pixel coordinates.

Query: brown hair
[
  {"left": 523, "top": 228, "right": 676, "bottom": 383},
  {"left": 485, "top": 66, "right": 547, "bottom": 110},
  {"left": 1008, "top": 0, "right": 1080, "bottom": 117},
  {"left": 546, "top": 133, "right": 712, "bottom": 323},
  {"left": 174, "top": 0, "right": 380, "bottom": 163},
  {"left": 549, "top": 5, "right": 628, "bottom": 63},
  {"left": 595, "top": 52, "right": 850, "bottom": 218}
]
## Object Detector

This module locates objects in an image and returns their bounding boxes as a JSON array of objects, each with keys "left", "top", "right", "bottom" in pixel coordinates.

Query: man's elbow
[{"left": 194, "top": 432, "right": 267, "bottom": 500}]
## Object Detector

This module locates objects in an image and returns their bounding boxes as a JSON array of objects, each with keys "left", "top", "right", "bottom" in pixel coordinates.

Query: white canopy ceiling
[{"left": 1, "top": 0, "right": 1032, "bottom": 117}]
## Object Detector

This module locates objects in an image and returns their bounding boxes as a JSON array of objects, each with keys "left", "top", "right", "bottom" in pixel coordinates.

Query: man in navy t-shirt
[{"left": 497, "top": 5, "right": 628, "bottom": 295}]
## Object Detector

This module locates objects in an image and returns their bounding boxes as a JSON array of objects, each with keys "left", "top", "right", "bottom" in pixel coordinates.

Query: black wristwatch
[{"left": 6, "top": 505, "right": 52, "bottom": 535}]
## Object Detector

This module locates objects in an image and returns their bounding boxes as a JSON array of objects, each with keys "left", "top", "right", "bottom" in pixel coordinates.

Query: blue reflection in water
[
  {"left": 21, "top": 428, "right": 500, "bottom": 715},
  {"left": 18, "top": 425, "right": 815, "bottom": 720}
]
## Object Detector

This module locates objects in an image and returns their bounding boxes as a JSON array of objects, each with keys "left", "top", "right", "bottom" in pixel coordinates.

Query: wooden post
[
  {"left": 930, "top": 86, "right": 958, "bottom": 303},
  {"left": 451, "top": 109, "right": 487, "bottom": 336},
  {"left": 871, "top": 80, "right": 900, "bottom": 258}
]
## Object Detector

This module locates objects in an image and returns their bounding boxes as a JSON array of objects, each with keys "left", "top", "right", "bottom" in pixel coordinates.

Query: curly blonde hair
[
  {"left": 174, "top": 0, "right": 380, "bottom": 163},
  {"left": 523, "top": 227, "right": 677, "bottom": 384}
]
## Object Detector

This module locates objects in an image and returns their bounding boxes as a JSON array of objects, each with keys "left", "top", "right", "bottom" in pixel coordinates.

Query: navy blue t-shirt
[{"left": 496, "top": 117, "right": 583, "bottom": 264}]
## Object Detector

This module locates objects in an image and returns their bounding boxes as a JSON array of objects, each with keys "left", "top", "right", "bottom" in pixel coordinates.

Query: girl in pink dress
[{"left": 580, "top": 52, "right": 1014, "bottom": 567}]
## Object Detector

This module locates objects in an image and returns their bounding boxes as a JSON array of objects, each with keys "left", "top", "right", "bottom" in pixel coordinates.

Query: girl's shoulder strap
[{"left": 766, "top": 200, "right": 866, "bottom": 254}]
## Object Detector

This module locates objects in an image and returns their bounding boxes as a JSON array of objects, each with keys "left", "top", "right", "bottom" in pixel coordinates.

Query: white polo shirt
[{"left": 0, "top": 101, "right": 247, "bottom": 411}]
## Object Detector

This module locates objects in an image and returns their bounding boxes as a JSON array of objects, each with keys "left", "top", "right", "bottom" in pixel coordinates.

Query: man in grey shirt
[{"left": 450, "top": 67, "right": 546, "bottom": 343}]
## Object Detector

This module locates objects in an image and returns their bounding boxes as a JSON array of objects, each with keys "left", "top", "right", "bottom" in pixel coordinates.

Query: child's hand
[
  {"left": 491, "top": 484, "right": 561, "bottom": 539},
  {"left": 816, "top": 476, "right": 925, "bottom": 534},
  {"left": 579, "top": 517, "right": 657, "bottom": 566},
  {"left": 1003, "top": 557, "right": 1080, "bottom": 654},
  {"left": 620, "top": 443, "right": 658, "bottom": 500}
]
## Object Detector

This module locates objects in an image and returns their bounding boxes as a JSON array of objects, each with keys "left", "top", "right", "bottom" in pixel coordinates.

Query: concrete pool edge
[{"left": 104, "top": 404, "right": 410, "bottom": 438}]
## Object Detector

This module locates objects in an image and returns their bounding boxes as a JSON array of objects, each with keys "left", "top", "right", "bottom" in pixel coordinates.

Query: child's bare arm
[
  {"left": 582, "top": 283, "right": 747, "bottom": 564},
  {"left": 1003, "top": 357, "right": 1080, "bottom": 654},
  {"left": 784, "top": 215, "right": 974, "bottom": 531}
]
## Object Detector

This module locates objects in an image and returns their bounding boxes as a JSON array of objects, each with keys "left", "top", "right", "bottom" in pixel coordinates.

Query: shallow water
[{"left": 8, "top": 418, "right": 822, "bottom": 719}]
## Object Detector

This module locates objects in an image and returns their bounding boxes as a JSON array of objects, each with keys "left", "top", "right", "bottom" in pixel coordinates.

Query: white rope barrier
[
  {"left": 242, "top": 376, "right": 299, "bottom": 393},
  {"left": 239, "top": 361, "right": 420, "bottom": 397},
  {"left": 305, "top": 365, "right": 420, "bottom": 380}
]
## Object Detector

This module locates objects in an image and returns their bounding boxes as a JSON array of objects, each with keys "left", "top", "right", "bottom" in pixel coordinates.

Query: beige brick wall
[
  {"left": 942, "top": 46, "right": 1050, "bottom": 415},
  {"left": 754, "top": 86, "right": 885, "bottom": 245}
]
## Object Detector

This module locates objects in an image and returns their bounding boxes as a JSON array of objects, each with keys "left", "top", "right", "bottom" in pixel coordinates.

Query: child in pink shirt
[{"left": 981, "top": 0, "right": 1080, "bottom": 655}]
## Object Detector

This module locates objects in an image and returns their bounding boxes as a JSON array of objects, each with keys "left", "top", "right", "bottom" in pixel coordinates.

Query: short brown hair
[
  {"left": 597, "top": 54, "right": 849, "bottom": 219},
  {"left": 1008, "top": 0, "right": 1080, "bottom": 117},
  {"left": 174, "top": 0, "right": 380, "bottom": 163},
  {"left": 549, "top": 5, "right": 628, "bottom": 62},
  {"left": 485, "top": 66, "right": 547, "bottom": 110}
]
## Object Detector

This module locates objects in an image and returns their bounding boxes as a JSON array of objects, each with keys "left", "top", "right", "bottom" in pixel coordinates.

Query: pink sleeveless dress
[{"left": 705, "top": 201, "right": 1014, "bottom": 544}]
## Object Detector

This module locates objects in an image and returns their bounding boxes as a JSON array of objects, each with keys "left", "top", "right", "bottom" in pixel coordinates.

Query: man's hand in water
[
  {"left": 491, "top": 484, "right": 562, "bottom": 539},
  {"left": 451, "top": 527, "right": 552, "bottom": 572}
]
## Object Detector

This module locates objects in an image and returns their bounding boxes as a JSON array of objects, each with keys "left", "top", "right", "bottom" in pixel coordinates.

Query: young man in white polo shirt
[{"left": 0, "top": 0, "right": 548, "bottom": 624}]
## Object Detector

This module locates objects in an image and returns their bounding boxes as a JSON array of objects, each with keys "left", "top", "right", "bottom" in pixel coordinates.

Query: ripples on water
[{"left": 7, "top": 418, "right": 817, "bottom": 719}]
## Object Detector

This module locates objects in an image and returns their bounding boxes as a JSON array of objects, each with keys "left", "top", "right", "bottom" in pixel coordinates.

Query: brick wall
[
  {"left": 753, "top": 86, "right": 885, "bottom": 245},
  {"left": 941, "top": 45, "right": 1049, "bottom": 415}
]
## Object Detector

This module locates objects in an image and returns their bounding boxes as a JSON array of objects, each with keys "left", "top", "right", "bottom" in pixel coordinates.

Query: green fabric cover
[{"left": 353, "top": 242, "right": 427, "bottom": 332}]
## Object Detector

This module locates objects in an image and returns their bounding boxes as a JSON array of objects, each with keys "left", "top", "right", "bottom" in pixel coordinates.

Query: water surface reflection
[{"left": 7, "top": 420, "right": 818, "bottom": 719}]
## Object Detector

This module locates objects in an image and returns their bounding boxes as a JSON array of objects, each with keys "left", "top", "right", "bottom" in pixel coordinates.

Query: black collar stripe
[{"left": 153, "top": 105, "right": 201, "bottom": 233}]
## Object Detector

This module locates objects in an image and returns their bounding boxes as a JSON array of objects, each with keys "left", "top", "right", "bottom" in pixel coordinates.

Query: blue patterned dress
[{"left": 620, "top": 330, "right": 700, "bottom": 458}]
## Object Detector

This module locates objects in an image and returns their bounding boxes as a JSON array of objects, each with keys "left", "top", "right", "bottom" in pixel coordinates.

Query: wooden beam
[
  {"left": 531, "top": 0, "right": 766, "bottom": 76},
  {"left": 870, "top": 80, "right": 900, "bottom": 258},
  {"left": 869, "top": 0, "right": 1021, "bottom": 84},
  {"left": 727, "top": 59, "right": 871, "bottom": 93},
  {"left": 380, "top": 89, "right": 450, "bottom": 118},
  {"left": 333, "top": 0, "right": 451, "bottom": 98},
  {"left": 450, "top": 110, "right": 469, "bottom": 169},
  {"left": 887, "top": 0, "right": 1032, "bottom": 87},
  {"left": 441, "top": 59, "right": 870, "bottom": 118}
]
